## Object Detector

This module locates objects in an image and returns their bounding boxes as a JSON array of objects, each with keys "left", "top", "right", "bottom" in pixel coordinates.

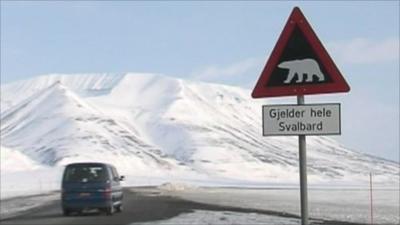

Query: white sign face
[{"left": 263, "top": 104, "right": 341, "bottom": 136}]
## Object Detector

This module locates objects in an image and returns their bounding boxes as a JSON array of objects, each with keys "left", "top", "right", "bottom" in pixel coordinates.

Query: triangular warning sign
[{"left": 252, "top": 7, "right": 350, "bottom": 98}]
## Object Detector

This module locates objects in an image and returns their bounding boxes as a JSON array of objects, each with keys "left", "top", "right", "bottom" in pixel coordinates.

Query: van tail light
[{"left": 98, "top": 188, "right": 112, "bottom": 199}]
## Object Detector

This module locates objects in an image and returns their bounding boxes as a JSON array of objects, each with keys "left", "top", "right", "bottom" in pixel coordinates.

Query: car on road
[{"left": 61, "top": 162, "right": 124, "bottom": 216}]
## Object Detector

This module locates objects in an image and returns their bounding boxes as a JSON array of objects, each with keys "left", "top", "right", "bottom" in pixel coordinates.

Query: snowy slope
[
  {"left": 0, "top": 81, "right": 191, "bottom": 176},
  {"left": 1, "top": 73, "right": 399, "bottom": 185},
  {"left": 0, "top": 146, "right": 42, "bottom": 172}
]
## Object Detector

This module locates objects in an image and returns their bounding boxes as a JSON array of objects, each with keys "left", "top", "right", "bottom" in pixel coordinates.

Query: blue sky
[{"left": 1, "top": 1, "right": 399, "bottom": 162}]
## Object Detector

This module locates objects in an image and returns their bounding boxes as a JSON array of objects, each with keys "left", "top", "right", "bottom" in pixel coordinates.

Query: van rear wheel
[
  {"left": 105, "top": 206, "right": 114, "bottom": 216},
  {"left": 62, "top": 208, "right": 70, "bottom": 216},
  {"left": 115, "top": 204, "right": 123, "bottom": 212}
]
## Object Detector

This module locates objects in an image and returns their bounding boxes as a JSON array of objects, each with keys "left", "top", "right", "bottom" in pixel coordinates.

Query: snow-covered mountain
[
  {"left": 1, "top": 80, "right": 190, "bottom": 176},
  {"left": 1, "top": 73, "right": 399, "bottom": 184}
]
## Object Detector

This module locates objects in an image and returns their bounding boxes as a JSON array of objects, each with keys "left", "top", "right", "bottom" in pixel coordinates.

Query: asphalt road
[{"left": 1, "top": 188, "right": 367, "bottom": 225}]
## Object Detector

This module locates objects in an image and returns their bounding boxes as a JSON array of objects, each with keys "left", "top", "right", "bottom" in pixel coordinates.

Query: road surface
[{"left": 0, "top": 187, "right": 366, "bottom": 225}]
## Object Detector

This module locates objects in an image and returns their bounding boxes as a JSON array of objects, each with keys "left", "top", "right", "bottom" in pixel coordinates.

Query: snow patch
[
  {"left": 130, "top": 210, "right": 300, "bottom": 225},
  {"left": 157, "top": 182, "right": 198, "bottom": 192},
  {"left": 167, "top": 188, "right": 400, "bottom": 224}
]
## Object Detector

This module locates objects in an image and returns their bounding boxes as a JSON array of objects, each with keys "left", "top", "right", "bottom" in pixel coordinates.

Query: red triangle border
[{"left": 252, "top": 7, "right": 350, "bottom": 98}]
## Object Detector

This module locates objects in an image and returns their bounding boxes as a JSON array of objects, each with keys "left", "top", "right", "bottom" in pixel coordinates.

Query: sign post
[
  {"left": 251, "top": 7, "right": 350, "bottom": 225},
  {"left": 297, "top": 95, "right": 308, "bottom": 225}
]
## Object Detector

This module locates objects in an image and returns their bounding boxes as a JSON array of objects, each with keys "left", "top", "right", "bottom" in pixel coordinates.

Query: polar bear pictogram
[{"left": 278, "top": 58, "right": 325, "bottom": 84}]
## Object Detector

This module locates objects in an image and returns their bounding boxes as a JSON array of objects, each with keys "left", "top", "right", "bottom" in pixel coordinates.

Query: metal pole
[
  {"left": 297, "top": 95, "right": 308, "bottom": 225},
  {"left": 370, "top": 172, "right": 373, "bottom": 225}
]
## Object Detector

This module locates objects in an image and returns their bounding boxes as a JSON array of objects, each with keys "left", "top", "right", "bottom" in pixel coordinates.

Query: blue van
[{"left": 61, "top": 162, "right": 124, "bottom": 216}]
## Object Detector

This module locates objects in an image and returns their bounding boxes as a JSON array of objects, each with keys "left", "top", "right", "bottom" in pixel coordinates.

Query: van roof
[{"left": 65, "top": 162, "right": 114, "bottom": 167}]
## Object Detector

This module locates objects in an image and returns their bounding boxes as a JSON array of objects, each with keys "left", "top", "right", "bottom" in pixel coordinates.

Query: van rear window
[{"left": 64, "top": 165, "right": 108, "bottom": 182}]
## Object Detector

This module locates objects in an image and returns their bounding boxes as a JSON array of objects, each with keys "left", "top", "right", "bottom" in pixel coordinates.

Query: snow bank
[{"left": 0, "top": 167, "right": 63, "bottom": 200}]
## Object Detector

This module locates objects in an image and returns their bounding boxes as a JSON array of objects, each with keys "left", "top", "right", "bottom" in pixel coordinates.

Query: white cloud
[
  {"left": 308, "top": 87, "right": 399, "bottom": 162},
  {"left": 327, "top": 37, "right": 399, "bottom": 64},
  {"left": 191, "top": 58, "right": 264, "bottom": 82},
  {"left": 191, "top": 37, "right": 399, "bottom": 88}
]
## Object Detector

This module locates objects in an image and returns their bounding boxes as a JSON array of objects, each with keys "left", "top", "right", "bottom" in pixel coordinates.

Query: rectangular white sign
[{"left": 263, "top": 103, "right": 341, "bottom": 136}]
